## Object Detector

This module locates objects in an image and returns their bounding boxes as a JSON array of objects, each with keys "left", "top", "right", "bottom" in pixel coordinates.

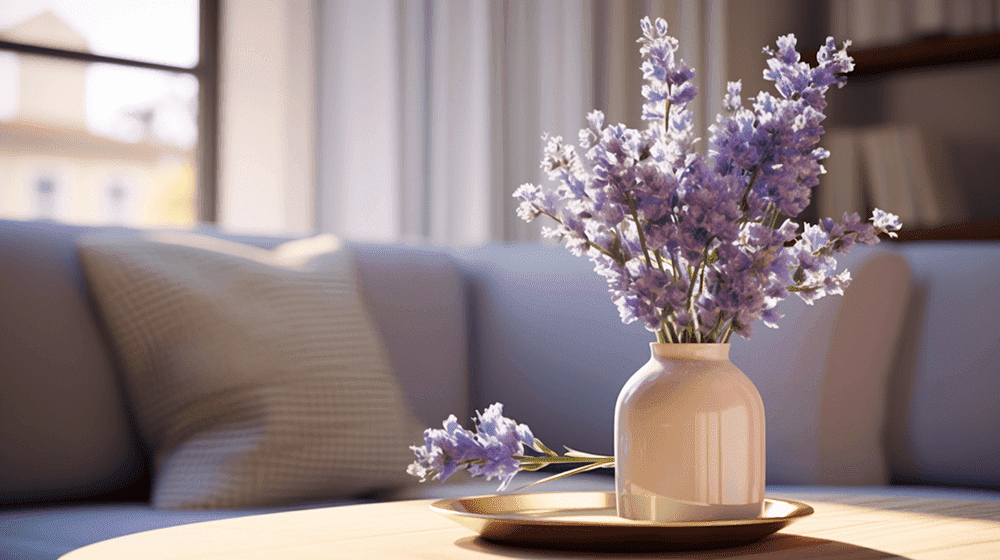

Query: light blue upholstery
[
  {"left": 887, "top": 242, "right": 1000, "bottom": 489},
  {"left": 0, "top": 221, "right": 143, "bottom": 505},
  {"left": 352, "top": 243, "right": 469, "bottom": 427},
  {"left": 451, "top": 243, "right": 649, "bottom": 457}
]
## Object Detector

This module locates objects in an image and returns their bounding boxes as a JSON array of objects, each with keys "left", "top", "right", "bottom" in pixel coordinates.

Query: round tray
[{"left": 430, "top": 491, "right": 813, "bottom": 552}]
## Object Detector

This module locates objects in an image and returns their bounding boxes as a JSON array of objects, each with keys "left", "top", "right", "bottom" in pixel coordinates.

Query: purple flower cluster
[
  {"left": 710, "top": 34, "right": 854, "bottom": 221},
  {"left": 513, "top": 17, "right": 902, "bottom": 343},
  {"left": 407, "top": 403, "right": 536, "bottom": 491}
]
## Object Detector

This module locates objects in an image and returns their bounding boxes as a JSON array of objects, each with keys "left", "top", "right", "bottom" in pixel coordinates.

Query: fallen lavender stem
[{"left": 407, "top": 403, "right": 612, "bottom": 491}]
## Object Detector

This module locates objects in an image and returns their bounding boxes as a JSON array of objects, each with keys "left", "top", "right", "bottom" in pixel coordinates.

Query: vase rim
[{"left": 649, "top": 341, "right": 730, "bottom": 360}]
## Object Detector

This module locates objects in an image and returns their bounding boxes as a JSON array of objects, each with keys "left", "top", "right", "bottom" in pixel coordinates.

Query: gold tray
[{"left": 430, "top": 491, "right": 813, "bottom": 552}]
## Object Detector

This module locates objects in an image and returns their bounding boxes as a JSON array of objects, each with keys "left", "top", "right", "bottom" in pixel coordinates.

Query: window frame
[{"left": 0, "top": 0, "right": 221, "bottom": 222}]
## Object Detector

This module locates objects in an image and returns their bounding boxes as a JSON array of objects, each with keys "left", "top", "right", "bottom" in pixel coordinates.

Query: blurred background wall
[{"left": 2, "top": 1, "right": 997, "bottom": 242}]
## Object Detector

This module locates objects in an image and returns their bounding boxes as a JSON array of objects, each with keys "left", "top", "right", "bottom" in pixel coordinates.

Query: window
[{"left": 0, "top": 0, "right": 218, "bottom": 226}]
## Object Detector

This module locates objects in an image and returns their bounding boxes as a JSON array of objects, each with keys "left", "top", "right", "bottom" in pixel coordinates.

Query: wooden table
[{"left": 60, "top": 489, "right": 1000, "bottom": 559}]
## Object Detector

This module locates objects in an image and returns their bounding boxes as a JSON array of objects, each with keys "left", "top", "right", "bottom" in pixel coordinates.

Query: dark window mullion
[
  {"left": 0, "top": 40, "right": 197, "bottom": 75},
  {"left": 197, "top": 0, "right": 220, "bottom": 223}
]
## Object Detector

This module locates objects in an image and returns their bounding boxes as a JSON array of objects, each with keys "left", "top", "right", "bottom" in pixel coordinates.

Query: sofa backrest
[
  {"left": 351, "top": 243, "right": 469, "bottom": 429},
  {"left": 0, "top": 220, "right": 145, "bottom": 505},
  {"left": 887, "top": 241, "right": 1000, "bottom": 490},
  {"left": 452, "top": 244, "right": 647, "bottom": 459}
]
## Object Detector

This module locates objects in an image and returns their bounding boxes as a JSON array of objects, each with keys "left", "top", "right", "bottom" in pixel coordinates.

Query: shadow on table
[{"left": 454, "top": 533, "right": 911, "bottom": 558}]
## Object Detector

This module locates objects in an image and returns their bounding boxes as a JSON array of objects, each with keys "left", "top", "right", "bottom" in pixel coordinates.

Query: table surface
[{"left": 60, "top": 489, "right": 1000, "bottom": 560}]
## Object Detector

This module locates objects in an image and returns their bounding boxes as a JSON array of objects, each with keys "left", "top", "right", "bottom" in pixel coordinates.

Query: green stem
[
  {"left": 787, "top": 283, "right": 827, "bottom": 293},
  {"left": 538, "top": 208, "right": 622, "bottom": 265},
  {"left": 682, "top": 236, "right": 716, "bottom": 342},
  {"left": 722, "top": 327, "right": 734, "bottom": 343},
  {"left": 738, "top": 164, "right": 762, "bottom": 220},
  {"left": 624, "top": 193, "right": 654, "bottom": 269},
  {"left": 532, "top": 439, "right": 559, "bottom": 457},
  {"left": 768, "top": 205, "right": 781, "bottom": 229},
  {"left": 512, "top": 455, "right": 615, "bottom": 465},
  {"left": 704, "top": 312, "right": 726, "bottom": 342}
]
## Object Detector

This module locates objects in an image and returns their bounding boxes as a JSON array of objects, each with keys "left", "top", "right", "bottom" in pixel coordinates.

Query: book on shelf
[
  {"left": 972, "top": 0, "right": 994, "bottom": 33},
  {"left": 911, "top": 126, "right": 967, "bottom": 224},
  {"left": 860, "top": 126, "right": 920, "bottom": 225},
  {"left": 829, "top": 0, "right": 850, "bottom": 42},
  {"left": 897, "top": 125, "right": 945, "bottom": 226},
  {"left": 847, "top": 0, "right": 879, "bottom": 47},
  {"left": 913, "top": 0, "right": 946, "bottom": 35},
  {"left": 945, "top": 0, "right": 995, "bottom": 35},
  {"left": 841, "top": 0, "right": 904, "bottom": 48},
  {"left": 817, "top": 128, "right": 862, "bottom": 220},
  {"left": 831, "top": 0, "right": 996, "bottom": 48},
  {"left": 876, "top": 0, "right": 906, "bottom": 45},
  {"left": 818, "top": 125, "right": 964, "bottom": 228}
]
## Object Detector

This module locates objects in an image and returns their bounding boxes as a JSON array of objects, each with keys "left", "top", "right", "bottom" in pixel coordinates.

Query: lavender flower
[
  {"left": 637, "top": 17, "right": 698, "bottom": 123},
  {"left": 465, "top": 404, "right": 536, "bottom": 487},
  {"left": 406, "top": 415, "right": 480, "bottom": 483},
  {"left": 513, "top": 17, "right": 903, "bottom": 343},
  {"left": 408, "top": 404, "right": 613, "bottom": 491},
  {"left": 871, "top": 209, "right": 902, "bottom": 237}
]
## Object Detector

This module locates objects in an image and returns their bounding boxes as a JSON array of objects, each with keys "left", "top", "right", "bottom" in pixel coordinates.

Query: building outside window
[
  {"left": 0, "top": 0, "right": 217, "bottom": 226},
  {"left": 31, "top": 175, "right": 58, "bottom": 218}
]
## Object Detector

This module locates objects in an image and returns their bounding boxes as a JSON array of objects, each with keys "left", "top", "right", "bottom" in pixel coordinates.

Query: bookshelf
[
  {"left": 814, "top": 30, "right": 1000, "bottom": 241},
  {"left": 894, "top": 218, "right": 1000, "bottom": 241},
  {"left": 848, "top": 31, "right": 1000, "bottom": 78}
]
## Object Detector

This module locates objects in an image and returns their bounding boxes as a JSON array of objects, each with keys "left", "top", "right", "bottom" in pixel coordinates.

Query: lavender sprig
[
  {"left": 407, "top": 403, "right": 613, "bottom": 491},
  {"left": 513, "top": 17, "right": 902, "bottom": 344}
]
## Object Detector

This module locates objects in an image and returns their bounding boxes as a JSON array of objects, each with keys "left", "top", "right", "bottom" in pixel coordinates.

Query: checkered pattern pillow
[{"left": 78, "top": 232, "right": 424, "bottom": 509}]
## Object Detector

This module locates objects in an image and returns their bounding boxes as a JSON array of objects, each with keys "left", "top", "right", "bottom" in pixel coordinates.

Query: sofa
[{"left": 1, "top": 217, "right": 998, "bottom": 559}]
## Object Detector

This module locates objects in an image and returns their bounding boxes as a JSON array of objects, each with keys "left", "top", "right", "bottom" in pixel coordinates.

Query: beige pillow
[{"left": 77, "top": 232, "right": 424, "bottom": 509}]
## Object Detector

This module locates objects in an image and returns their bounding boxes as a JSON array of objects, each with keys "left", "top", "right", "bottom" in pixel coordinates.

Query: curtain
[{"left": 317, "top": 0, "right": 725, "bottom": 246}]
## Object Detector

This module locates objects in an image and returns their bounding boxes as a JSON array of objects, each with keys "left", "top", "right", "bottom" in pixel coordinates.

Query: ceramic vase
[{"left": 615, "top": 343, "right": 765, "bottom": 522}]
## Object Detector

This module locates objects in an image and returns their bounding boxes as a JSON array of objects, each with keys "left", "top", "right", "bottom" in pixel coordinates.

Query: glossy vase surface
[{"left": 615, "top": 343, "right": 765, "bottom": 522}]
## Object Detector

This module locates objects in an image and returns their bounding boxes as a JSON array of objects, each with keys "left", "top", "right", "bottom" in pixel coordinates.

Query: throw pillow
[{"left": 77, "top": 232, "right": 424, "bottom": 509}]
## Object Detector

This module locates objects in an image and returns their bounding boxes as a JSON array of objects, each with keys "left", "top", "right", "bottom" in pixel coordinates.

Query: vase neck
[{"left": 649, "top": 342, "right": 730, "bottom": 361}]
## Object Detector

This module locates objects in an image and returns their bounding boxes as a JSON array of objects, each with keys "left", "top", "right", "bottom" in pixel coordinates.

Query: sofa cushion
[
  {"left": 0, "top": 220, "right": 142, "bottom": 505},
  {"left": 887, "top": 242, "right": 1000, "bottom": 489},
  {"left": 77, "top": 232, "right": 425, "bottom": 508},
  {"left": 456, "top": 243, "right": 911, "bottom": 486}
]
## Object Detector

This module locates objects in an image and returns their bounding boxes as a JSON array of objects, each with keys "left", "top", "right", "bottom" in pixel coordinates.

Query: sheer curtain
[{"left": 316, "top": 0, "right": 725, "bottom": 246}]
